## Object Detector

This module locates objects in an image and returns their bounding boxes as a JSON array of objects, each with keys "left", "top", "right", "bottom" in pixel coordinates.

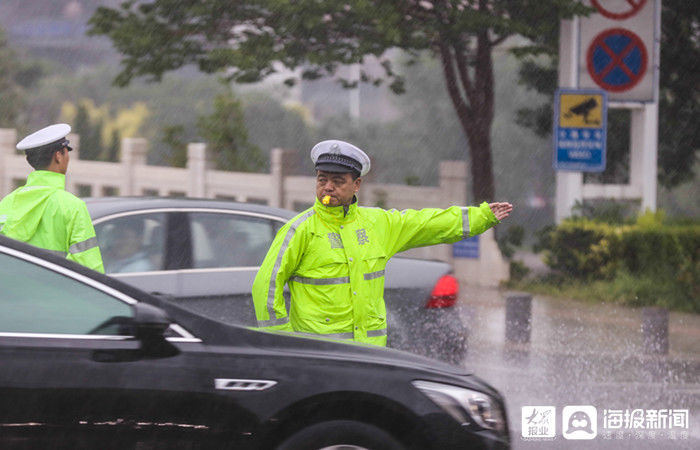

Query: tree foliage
[
  {"left": 160, "top": 124, "right": 188, "bottom": 168},
  {"left": 0, "top": 27, "right": 44, "bottom": 128},
  {"left": 88, "top": 0, "right": 589, "bottom": 202},
  {"left": 197, "top": 92, "right": 265, "bottom": 172},
  {"left": 515, "top": 0, "right": 699, "bottom": 188},
  {"left": 656, "top": 0, "right": 700, "bottom": 187},
  {"left": 241, "top": 95, "right": 316, "bottom": 174},
  {"left": 60, "top": 98, "right": 150, "bottom": 161}
]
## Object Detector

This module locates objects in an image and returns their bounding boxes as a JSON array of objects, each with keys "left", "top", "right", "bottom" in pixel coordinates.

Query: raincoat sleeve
[
  {"left": 66, "top": 204, "right": 105, "bottom": 273},
  {"left": 383, "top": 202, "right": 499, "bottom": 256},
  {"left": 252, "top": 219, "right": 308, "bottom": 332}
]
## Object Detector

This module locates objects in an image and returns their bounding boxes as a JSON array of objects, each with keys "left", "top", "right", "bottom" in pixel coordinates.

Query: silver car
[{"left": 87, "top": 197, "right": 467, "bottom": 363}]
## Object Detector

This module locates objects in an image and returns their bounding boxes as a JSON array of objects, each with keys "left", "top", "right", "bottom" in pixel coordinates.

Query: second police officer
[{"left": 0, "top": 123, "right": 104, "bottom": 272}]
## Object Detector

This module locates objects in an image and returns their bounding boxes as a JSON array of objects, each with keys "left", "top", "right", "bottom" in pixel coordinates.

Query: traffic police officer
[
  {"left": 0, "top": 124, "right": 104, "bottom": 272},
  {"left": 252, "top": 140, "right": 512, "bottom": 345}
]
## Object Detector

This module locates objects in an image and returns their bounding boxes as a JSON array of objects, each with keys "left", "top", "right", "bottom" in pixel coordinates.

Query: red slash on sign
[{"left": 591, "top": 0, "right": 647, "bottom": 20}]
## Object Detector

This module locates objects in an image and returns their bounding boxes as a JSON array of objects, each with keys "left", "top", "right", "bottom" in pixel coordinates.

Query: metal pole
[
  {"left": 555, "top": 17, "right": 583, "bottom": 223},
  {"left": 641, "top": 307, "right": 669, "bottom": 354},
  {"left": 505, "top": 294, "right": 532, "bottom": 344}
]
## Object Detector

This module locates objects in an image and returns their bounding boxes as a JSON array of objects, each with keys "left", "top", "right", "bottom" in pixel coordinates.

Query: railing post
[
  {"left": 187, "top": 143, "right": 210, "bottom": 198},
  {"left": 67, "top": 132, "right": 80, "bottom": 160},
  {"left": 439, "top": 160, "right": 468, "bottom": 208},
  {"left": 270, "top": 148, "right": 290, "bottom": 208},
  {"left": 121, "top": 138, "right": 148, "bottom": 196},
  {"left": 0, "top": 128, "right": 18, "bottom": 196},
  {"left": 0, "top": 128, "right": 16, "bottom": 157}
]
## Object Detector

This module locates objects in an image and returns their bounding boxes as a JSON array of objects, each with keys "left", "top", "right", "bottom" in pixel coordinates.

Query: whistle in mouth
[{"left": 322, "top": 195, "right": 331, "bottom": 205}]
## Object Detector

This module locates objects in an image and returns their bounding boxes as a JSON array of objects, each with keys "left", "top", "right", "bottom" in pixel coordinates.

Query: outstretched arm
[{"left": 382, "top": 201, "right": 512, "bottom": 256}]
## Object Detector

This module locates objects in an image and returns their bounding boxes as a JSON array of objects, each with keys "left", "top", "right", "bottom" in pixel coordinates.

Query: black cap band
[
  {"left": 315, "top": 153, "right": 362, "bottom": 174},
  {"left": 29, "top": 138, "right": 71, "bottom": 153}
]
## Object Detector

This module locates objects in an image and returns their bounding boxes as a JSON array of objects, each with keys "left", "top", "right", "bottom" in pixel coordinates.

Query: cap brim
[{"left": 316, "top": 162, "right": 357, "bottom": 174}]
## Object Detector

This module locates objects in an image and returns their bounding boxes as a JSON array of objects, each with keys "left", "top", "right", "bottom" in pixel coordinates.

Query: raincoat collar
[
  {"left": 26, "top": 170, "right": 66, "bottom": 189},
  {"left": 313, "top": 195, "right": 358, "bottom": 224}
]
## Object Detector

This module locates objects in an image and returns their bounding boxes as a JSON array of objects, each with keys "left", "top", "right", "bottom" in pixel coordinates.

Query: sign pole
[
  {"left": 555, "top": 18, "right": 583, "bottom": 223},
  {"left": 638, "top": 1, "right": 661, "bottom": 212},
  {"left": 638, "top": 101, "right": 659, "bottom": 211}
]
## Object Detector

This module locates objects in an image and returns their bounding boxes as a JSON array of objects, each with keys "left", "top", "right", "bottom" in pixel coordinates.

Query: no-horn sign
[{"left": 591, "top": 0, "right": 647, "bottom": 20}]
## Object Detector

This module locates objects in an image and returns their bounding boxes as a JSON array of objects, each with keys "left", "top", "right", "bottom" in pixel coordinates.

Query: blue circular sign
[{"left": 587, "top": 28, "right": 648, "bottom": 92}]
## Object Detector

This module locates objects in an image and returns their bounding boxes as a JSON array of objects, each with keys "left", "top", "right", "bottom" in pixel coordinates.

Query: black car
[
  {"left": 0, "top": 235, "right": 509, "bottom": 449},
  {"left": 86, "top": 197, "right": 467, "bottom": 364}
]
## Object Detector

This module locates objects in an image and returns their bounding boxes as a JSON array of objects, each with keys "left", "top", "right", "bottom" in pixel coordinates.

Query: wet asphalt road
[{"left": 456, "top": 287, "right": 700, "bottom": 449}]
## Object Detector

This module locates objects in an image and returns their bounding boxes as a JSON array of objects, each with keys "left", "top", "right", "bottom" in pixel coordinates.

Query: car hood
[
  {"left": 156, "top": 297, "right": 472, "bottom": 378},
  {"left": 250, "top": 328, "right": 471, "bottom": 377}
]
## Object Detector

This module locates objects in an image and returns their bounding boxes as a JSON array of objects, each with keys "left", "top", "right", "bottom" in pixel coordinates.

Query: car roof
[{"left": 84, "top": 197, "right": 297, "bottom": 220}]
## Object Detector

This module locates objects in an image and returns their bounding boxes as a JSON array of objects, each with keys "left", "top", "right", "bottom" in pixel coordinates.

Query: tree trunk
[
  {"left": 438, "top": 31, "right": 496, "bottom": 203},
  {"left": 463, "top": 117, "right": 495, "bottom": 203}
]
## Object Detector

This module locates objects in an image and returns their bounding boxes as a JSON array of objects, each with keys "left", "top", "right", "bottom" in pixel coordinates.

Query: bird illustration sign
[{"left": 553, "top": 89, "right": 608, "bottom": 172}]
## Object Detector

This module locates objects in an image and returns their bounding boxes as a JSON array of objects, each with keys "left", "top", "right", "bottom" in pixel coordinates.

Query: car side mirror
[
  {"left": 133, "top": 302, "right": 171, "bottom": 337},
  {"left": 133, "top": 303, "right": 178, "bottom": 357}
]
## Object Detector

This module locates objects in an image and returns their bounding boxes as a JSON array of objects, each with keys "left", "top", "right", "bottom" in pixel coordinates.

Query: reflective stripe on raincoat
[
  {"left": 0, "top": 170, "right": 104, "bottom": 273},
  {"left": 252, "top": 197, "right": 498, "bottom": 345}
]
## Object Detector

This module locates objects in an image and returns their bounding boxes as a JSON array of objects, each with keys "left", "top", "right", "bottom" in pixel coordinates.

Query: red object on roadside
[{"left": 425, "top": 274, "right": 459, "bottom": 309}]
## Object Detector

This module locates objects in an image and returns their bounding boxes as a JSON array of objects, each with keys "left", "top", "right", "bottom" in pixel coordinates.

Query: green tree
[
  {"left": 0, "top": 27, "right": 44, "bottom": 128},
  {"left": 242, "top": 95, "right": 316, "bottom": 174},
  {"left": 656, "top": 1, "right": 700, "bottom": 187},
  {"left": 197, "top": 92, "right": 265, "bottom": 172},
  {"left": 72, "top": 102, "right": 103, "bottom": 160},
  {"left": 515, "top": 0, "right": 699, "bottom": 188},
  {"left": 88, "top": 0, "right": 588, "bottom": 202},
  {"left": 160, "top": 124, "right": 188, "bottom": 168},
  {"left": 105, "top": 128, "right": 121, "bottom": 163},
  {"left": 29, "top": 64, "right": 230, "bottom": 166},
  {"left": 62, "top": 98, "right": 149, "bottom": 161},
  {"left": 0, "top": 29, "right": 22, "bottom": 127}
]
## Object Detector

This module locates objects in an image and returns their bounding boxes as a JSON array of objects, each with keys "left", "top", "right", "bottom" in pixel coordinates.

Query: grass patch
[{"left": 507, "top": 271, "right": 699, "bottom": 314}]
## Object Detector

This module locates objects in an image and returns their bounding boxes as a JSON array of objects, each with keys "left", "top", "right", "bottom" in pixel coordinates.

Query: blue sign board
[
  {"left": 553, "top": 88, "right": 608, "bottom": 172},
  {"left": 453, "top": 235, "right": 479, "bottom": 259}
]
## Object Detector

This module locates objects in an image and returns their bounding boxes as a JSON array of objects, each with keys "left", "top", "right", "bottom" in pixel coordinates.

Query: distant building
[{"left": 0, "top": 0, "right": 118, "bottom": 67}]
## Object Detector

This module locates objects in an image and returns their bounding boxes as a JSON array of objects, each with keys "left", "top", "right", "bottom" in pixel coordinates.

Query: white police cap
[
  {"left": 310, "top": 140, "right": 371, "bottom": 177},
  {"left": 17, "top": 123, "right": 72, "bottom": 152}
]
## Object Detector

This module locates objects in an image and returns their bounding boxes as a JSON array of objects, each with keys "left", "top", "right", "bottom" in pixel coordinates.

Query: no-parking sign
[
  {"left": 587, "top": 28, "right": 648, "bottom": 92},
  {"left": 578, "top": 0, "right": 658, "bottom": 102}
]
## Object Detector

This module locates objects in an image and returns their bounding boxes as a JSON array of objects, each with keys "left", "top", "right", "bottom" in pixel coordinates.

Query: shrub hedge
[{"left": 540, "top": 219, "right": 699, "bottom": 310}]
